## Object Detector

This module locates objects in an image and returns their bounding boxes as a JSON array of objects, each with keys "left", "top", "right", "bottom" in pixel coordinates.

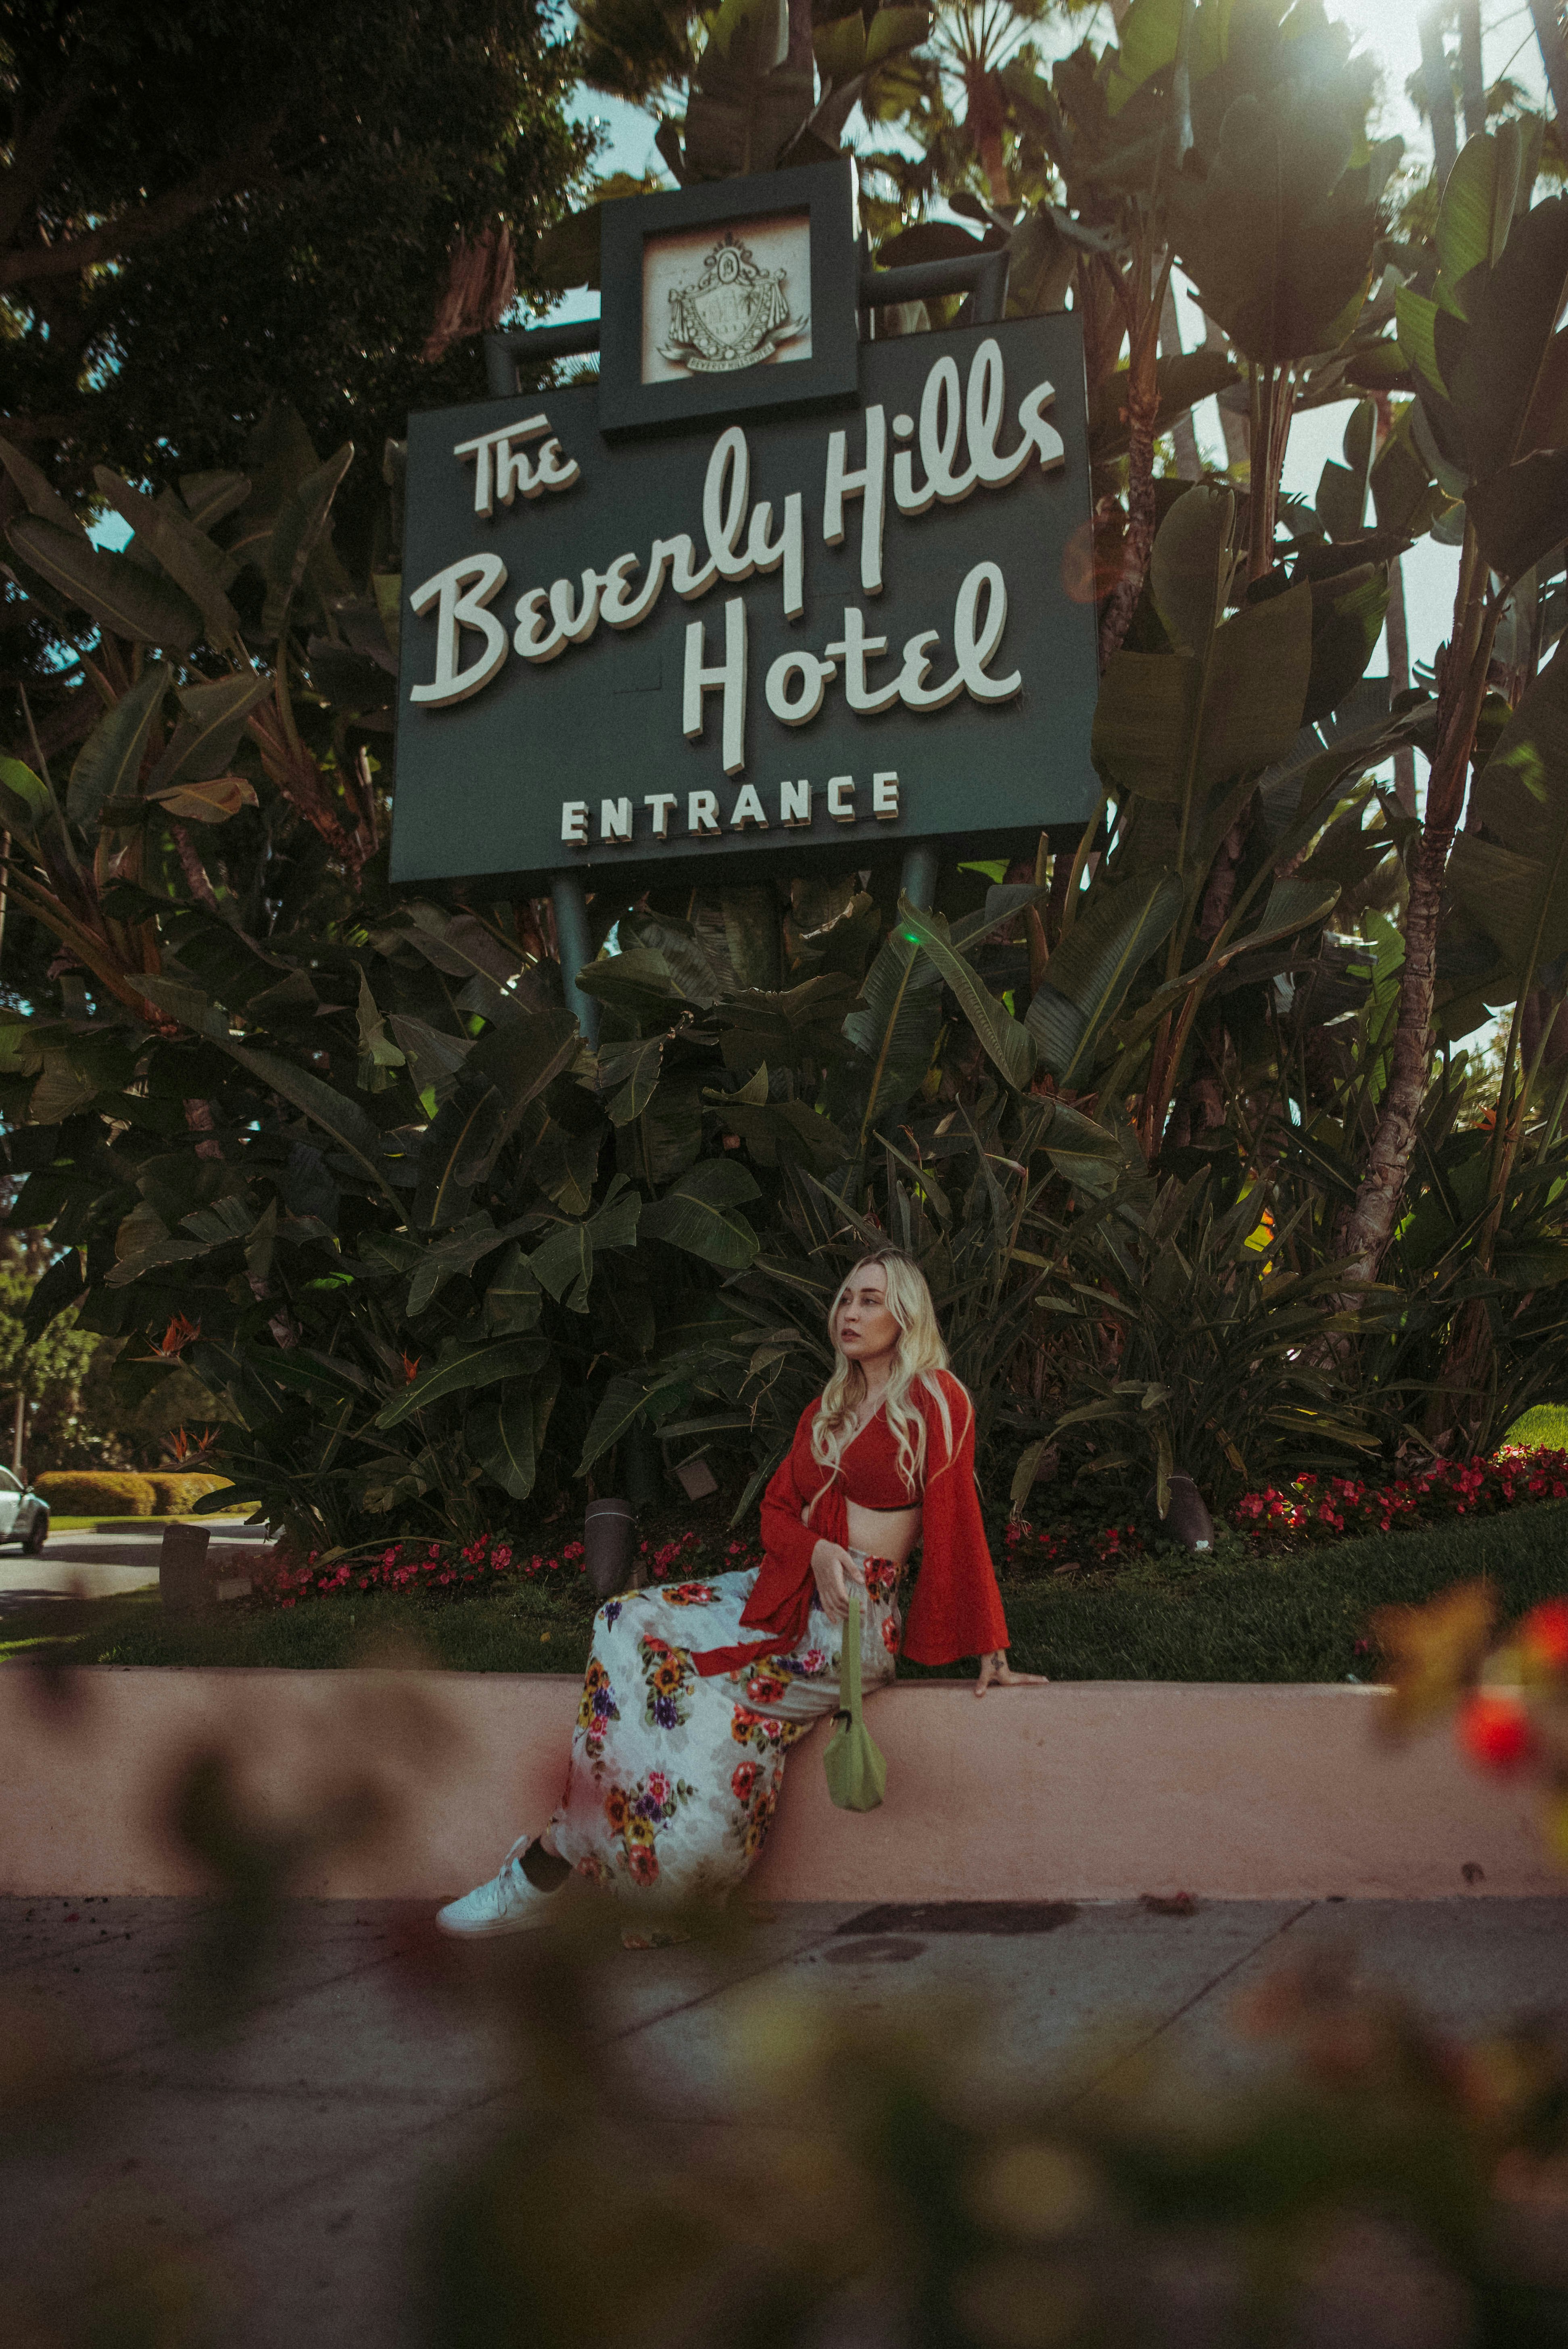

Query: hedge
[
  {"left": 33, "top": 1470, "right": 232, "bottom": 1517},
  {"left": 35, "top": 1471, "right": 159, "bottom": 1515},
  {"left": 147, "top": 1472, "right": 232, "bottom": 1514}
]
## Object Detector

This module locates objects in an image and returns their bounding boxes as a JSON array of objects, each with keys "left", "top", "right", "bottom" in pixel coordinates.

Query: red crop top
[{"left": 689, "top": 1367, "right": 1009, "bottom": 1674}]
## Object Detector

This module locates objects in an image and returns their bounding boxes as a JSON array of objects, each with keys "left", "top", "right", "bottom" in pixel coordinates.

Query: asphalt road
[{"left": 0, "top": 1520, "right": 269, "bottom": 1615}]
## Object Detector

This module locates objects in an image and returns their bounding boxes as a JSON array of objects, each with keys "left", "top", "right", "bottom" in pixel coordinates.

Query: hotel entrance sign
[{"left": 391, "top": 166, "right": 1098, "bottom": 894}]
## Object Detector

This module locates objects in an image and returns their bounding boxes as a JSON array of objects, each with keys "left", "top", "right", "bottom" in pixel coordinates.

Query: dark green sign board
[{"left": 392, "top": 311, "right": 1098, "bottom": 890}]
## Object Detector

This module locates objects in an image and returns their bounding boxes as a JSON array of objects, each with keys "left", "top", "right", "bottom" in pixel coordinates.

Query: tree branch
[{"left": 0, "top": 117, "right": 281, "bottom": 291}]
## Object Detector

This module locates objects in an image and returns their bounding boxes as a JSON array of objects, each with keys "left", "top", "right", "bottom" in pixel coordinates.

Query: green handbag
[{"left": 823, "top": 1592, "right": 887, "bottom": 1812}]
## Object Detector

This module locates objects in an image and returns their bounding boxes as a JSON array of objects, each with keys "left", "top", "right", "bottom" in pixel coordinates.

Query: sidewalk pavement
[
  {"left": 3, "top": 1893, "right": 1565, "bottom": 2346},
  {"left": 0, "top": 1520, "right": 265, "bottom": 1615}
]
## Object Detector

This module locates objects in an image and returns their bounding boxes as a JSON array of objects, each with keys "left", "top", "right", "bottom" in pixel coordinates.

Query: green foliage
[
  {"left": 0, "top": 1247, "right": 98, "bottom": 1406},
  {"left": 1021, "top": 1166, "right": 1376, "bottom": 1511},
  {"left": 0, "top": 0, "right": 593, "bottom": 538},
  {"left": 1169, "top": 82, "right": 1385, "bottom": 363}
]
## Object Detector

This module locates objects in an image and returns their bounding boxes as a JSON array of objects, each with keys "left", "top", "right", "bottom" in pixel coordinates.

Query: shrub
[
  {"left": 35, "top": 1470, "right": 159, "bottom": 1516},
  {"left": 147, "top": 1472, "right": 232, "bottom": 1514}
]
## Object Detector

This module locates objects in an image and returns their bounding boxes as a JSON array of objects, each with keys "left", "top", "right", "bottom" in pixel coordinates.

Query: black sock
[{"left": 520, "top": 1837, "right": 570, "bottom": 1892}]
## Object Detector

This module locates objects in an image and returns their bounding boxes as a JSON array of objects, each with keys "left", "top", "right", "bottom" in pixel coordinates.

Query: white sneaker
[{"left": 435, "top": 1837, "right": 565, "bottom": 1937}]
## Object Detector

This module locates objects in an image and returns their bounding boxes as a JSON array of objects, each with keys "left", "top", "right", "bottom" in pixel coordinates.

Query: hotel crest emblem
[{"left": 660, "top": 230, "right": 808, "bottom": 375}]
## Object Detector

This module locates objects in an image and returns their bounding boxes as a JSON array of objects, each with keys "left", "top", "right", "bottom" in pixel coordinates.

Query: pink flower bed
[
  {"left": 254, "top": 1521, "right": 766, "bottom": 1609},
  {"left": 1229, "top": 1447, "right": 1568, "bottom": 1550},
  {"left": 1003, "top": 1446, "right": 1568, "bottom": 1572}
]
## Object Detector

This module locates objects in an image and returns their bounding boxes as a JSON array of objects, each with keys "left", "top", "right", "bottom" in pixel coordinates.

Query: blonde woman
[{"left": 437, "top": 1250, "right": 1042, "bottom": 1935}]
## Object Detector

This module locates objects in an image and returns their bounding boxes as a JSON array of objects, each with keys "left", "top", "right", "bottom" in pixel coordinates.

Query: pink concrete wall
[{"left": 0, "top": 1667, "right": 1558, "bottom": 1901}]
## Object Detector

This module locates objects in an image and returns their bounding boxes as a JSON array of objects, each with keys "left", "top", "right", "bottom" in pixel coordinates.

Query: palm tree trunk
[
  {"left": 964, "top": 67, "right": 1011, "bottom": 207},
  {"left": 1336, "top": 527, "right": 1499, "bottom": 1286},
  {"left": 1374, "top": 396, "right": 1419, "bottom": 816},
  {"left": 1335, "top": 826, "right": 1448, "bottom": 1288},
  {"left": 1385, "top": 557, "right": 1417, "bottom": 814}
]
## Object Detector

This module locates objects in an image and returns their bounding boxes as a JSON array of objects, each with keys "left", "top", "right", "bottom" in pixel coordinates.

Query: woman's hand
[
  {"left": 975, "top": 1650, "right": 1049, "bottom": 1697},
  {"left": 810, "top": 1538, "right": 862, "bottom": 1627}
]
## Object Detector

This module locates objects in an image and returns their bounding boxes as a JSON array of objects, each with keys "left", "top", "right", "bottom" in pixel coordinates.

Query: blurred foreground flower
[{"left": 1376, "top": 1584, "right": 1568, "bottom": 1863}]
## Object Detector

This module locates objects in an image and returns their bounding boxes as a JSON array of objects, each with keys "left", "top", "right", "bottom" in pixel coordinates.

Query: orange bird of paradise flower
[{"left": 153, "top": 1312, "right": 201, "bottom": 1358}]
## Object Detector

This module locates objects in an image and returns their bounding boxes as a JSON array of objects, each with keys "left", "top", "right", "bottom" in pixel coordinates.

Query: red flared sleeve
[
  {"left": 689, "top": 1406, "right": 846, "bottom": 1675},
  {"left": 899, "top": 1373, "right": 1010, "bottom": 1667},
  {"left": 756, "top": 1402, "right": 833, "bottom": 1580}
]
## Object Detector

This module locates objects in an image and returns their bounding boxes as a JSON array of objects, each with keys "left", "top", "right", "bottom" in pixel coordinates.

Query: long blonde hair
[{"left": 810, "top": 1251, "right": 967, "bottom": 1497}]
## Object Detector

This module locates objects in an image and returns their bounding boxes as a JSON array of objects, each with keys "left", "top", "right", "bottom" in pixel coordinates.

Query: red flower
[
  {"left": 731, "top": 1762, "right": 759, "bottom": 1803},
  {"left": 153, "top": 1310, "right": 201, "bottom": 1358},
  {"left": 1456, "top": 1693, "right": 1537, "bottom": 1776},
  {"left": 626, "top": 1843, "right": 659, "bottom": 1887},
  {"left": 1519, "top": 1599, "right": 1568, "bottom": 1675}
]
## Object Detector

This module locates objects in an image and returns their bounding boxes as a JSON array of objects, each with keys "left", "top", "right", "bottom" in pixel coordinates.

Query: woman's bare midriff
[{"left": 846, "top": 1499, "right": 921, "bottom": 1566}]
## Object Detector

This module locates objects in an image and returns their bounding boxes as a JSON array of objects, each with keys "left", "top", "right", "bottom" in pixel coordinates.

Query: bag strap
[{"left": 837, "top": 1590, "right": 863, "bottom": 1726}]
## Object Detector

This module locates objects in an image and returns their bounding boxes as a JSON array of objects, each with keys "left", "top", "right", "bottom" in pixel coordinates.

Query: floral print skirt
[{"left": 549, "top": 1554, "right": 902, "bottom": 1907}]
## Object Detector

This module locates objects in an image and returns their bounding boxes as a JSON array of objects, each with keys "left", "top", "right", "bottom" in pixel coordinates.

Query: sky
[{"left": 562, "top": 0, "right": 1554, "bottom": 681}]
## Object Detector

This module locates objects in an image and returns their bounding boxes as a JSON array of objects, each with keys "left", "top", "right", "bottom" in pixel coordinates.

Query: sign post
[{"left": 391, "top": 164, "right": 1100, "bottom": 1032}]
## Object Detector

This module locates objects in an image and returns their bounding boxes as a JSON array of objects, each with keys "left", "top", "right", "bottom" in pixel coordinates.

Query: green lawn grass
[{"left": 6, "top": 1503, "right": 1568, "bottom": 1683}]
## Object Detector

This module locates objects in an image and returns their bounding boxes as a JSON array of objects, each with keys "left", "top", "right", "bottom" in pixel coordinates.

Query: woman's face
[{"left": 835, "top": 1262, "right": 901, "bottom": 1370}]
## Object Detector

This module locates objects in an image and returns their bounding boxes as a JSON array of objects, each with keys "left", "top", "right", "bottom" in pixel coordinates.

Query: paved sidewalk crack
[
  {"left": 96, "top": 1946, "right": 405, "bottom": 2077},
  {"left": 1066, "top": 1901, "right": 1318, "bottom": 2102},
  {"left": 605, "top": 1921, "right": 850, "bottom": 2047}
]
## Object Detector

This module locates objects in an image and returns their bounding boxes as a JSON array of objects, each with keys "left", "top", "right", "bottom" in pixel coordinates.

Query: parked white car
[{"left": 0, "top": 1467, "right": 49, "bottom": 1553}]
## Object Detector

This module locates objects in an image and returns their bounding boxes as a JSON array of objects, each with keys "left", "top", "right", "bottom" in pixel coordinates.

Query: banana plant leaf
[
  {"left": 901, "top": 898, "right": 1036, "bottom": 1092},
  {"left": 68, "top": 664, "right": 169, "bottom": 832},
  {"left": 8, "top": 514, "right": 203, "bottom": 653},
  {"left": 639, "top": 1157, "right": 762, "bottom": 1267},
  {"left": 578, "top": 1367, "right": 693, "bottom": 1475},
  {"left": 530, "top": 1177, "right": 641, "bottom": 1310},
  {"left": 377, "top": 1334, "right": 547, "bottom": 1429},
  {"left": 1169, "top": 92, "right": 1380, "bottom": 363},
  {"left": 92, "top": 469, "right": 244, "bottom": 654},
  {"left": 468, "top": 1380, "right": 543, "bottom": 1499},
  {"left": 1026, "top": 873, "right": 1184, "bottom": 1087},
  {"left": 261, "top": 443, "right": 355, "bottom": 636},
  {"left": 1449, "top": 648, "right": 1568, "bottom": 989},
  {"left": 483, "top": 1240, "right": 544, "bottom": 1335}
]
